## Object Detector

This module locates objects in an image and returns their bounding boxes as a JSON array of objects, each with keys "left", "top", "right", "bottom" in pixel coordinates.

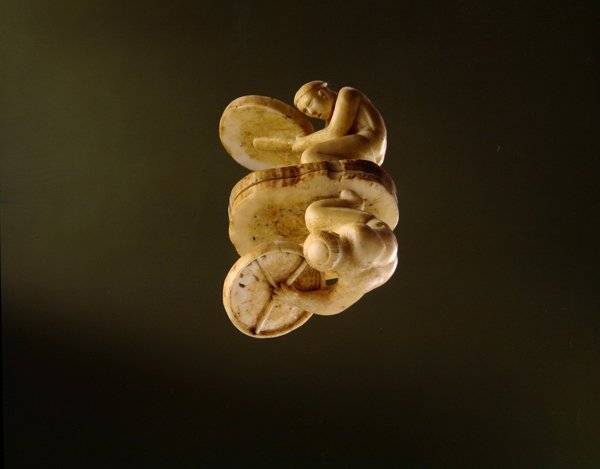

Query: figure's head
[
  {"left": 294, "top": 81, "right": 336, "bottom": 120},
  {"left": 304, "top": 222, "right": 397, "bottom": 275},
  {"left": 303, "top": 229, "right": 363, "bottom": 276},
  {"left": 304, "top": 230, "right": 343, "bottom": 273}
]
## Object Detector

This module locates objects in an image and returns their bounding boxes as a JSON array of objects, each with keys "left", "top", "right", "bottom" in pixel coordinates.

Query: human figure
[
  {"left": 252, "top": 81, "right": 387, "bottom": 165},
  {"left": 250, "top": 83, "right": 395, "bottom": 316},
  {"left": 274, "top": 190, "right": 397, "bottom": 316},
  {"left": 292, "top": 81, "right": 387, "bottom": 165}
]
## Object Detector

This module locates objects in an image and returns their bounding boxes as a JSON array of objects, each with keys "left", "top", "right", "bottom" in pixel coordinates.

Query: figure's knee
[
  {"left": 300, "top": 147, "right": 323, "bottom": 164},
  {"left": 301, "top": 145, "right": 348, "bottom": 164},
  {"left": 305, "top": 202, "right": 325, "bottom": 231},
  {"left": 305, "top": 205, "right": 317, "bottom": 230},
  {"left": 339, "top": 189, "right": 364, "bottom": 208}
]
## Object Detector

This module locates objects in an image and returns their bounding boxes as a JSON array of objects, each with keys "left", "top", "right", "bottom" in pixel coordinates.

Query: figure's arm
[
  {"left": 253, "top": 136, "right": 294, "bottom": 151},
  {"left": 326, "top": 87, "right": 361, "bottom": 136},
  {"left": 274, "top": 278, "right": 366, "bottom": 316},
  {"left": 274, "top": 259, "right": 396, "bottom": 316}
]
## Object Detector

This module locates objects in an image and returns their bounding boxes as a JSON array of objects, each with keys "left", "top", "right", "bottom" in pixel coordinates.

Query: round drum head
[
  {"left": 223, "top": 241, "right": 324, "bottom": 338},
  {"left": 219, "top": 96, "right": 314, "bottom": 170}
]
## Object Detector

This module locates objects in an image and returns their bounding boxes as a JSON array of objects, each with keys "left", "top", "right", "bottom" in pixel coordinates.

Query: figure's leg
[
  {"left": 339, "top": 189, "right": 363, "bottom": 206},
  {"left": 300, "top": 135, "right": 374, "bottom": 164},
  {"left": 305, "top": 191, "right": 373, "bottom": 232}
]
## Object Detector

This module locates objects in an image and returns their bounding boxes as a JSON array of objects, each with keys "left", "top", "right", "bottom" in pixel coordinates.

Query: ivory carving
[{"left": 220, "top": 81, "right": 398, "bottom": 338}]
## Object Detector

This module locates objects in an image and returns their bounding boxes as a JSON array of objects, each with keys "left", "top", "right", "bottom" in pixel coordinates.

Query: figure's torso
[{"left": 349, "top": 95, "right": 386, "bottom": 162}]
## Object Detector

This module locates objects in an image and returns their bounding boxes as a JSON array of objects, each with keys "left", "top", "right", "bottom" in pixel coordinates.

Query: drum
[
  {"left": 223, "top": 241, "right": 324, "bottom": 338},
  {"left": 219, "top": 96, "right": 314, "bottom": 170}
]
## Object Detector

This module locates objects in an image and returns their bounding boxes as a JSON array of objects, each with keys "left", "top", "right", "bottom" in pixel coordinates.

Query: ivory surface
[{"left": 220, "top": 81, "right": 399, "bottom": 338}]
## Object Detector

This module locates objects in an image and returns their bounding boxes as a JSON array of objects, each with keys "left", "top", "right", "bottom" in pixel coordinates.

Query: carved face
[{"left": 297, "top": 88, "right": 336, "bottom": 120}]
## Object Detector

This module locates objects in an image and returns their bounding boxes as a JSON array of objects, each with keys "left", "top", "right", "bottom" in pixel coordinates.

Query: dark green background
[{"left": 2, "top": 1, "right": 598, "bottom": 467}]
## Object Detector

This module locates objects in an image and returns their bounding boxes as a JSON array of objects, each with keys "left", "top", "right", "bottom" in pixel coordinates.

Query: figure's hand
[
  {"left": 272, "top": 283, "right": 302, "bottom": 305},
  {"left": 291, "top": 137, "right": 306, "bottom": 153}
]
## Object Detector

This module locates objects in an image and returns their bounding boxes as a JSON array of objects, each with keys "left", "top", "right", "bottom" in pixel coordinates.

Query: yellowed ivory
[
  {"left": 223, "top": 241, "right": 323, "bottom": 338},
  {"left": 220, "top": 96, "right": 313, "bottom": 170},
  {"left": 228, "top": 159, "right": 398, "bottom": 255},
  {"left": 220, "top": 81, "right": 398, "bottom": 337}
]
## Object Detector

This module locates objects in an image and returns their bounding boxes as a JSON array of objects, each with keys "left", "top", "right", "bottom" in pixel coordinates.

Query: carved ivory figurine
[
  {"left": 219, "top": 81, "right": 398, "bottom": 338},
  {"left": 274, "top": 189, "right": 398, "bottom": 316}
]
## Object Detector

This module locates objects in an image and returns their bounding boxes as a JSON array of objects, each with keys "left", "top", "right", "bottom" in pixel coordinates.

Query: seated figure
[
  {"left": 274, "top": 190, "right": 397, "bottom": 316},
  {"left": 222, "top": 82, "right": 398, "bottom": 336},
  {"left": 292, "top": 81, "right": 387, "bottom": 165}
]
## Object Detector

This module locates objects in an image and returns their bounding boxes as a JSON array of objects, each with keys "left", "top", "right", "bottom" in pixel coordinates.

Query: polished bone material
[{"left": 220, "top": 81, "right": 398, "bottom": 338}]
